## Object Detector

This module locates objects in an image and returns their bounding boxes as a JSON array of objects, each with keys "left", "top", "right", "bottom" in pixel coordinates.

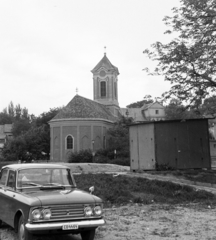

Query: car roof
[{"left": 2, "top": 163, "right": 69, "bottom": 171}]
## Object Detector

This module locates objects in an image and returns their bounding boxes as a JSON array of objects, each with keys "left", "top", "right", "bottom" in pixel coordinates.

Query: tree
[
  {"left": 0, "top": 112, "right": 13, "bottom": 124},
  {"left": 200, "top": 95, "right": 216, "bottom": 117},
  {"left": 2, "top": 107, "right": 61, "bottom": 161},
  {"left": 8, "top": 101, "right": 15, "bottom": 118},
  {"left": 165, "top": 98, "right": 201, "bottom": 120},
  {"left": 107, "top": 116, "right": 133, "bottom": 158},
  {"left": 34, "top": 108, "right": 61, "bottom": 127},
  {"left": 12, "top": 119, "right": 31, "bottom": 137},
  {"left": 143, "top": 0, "right": 216, "bottom": 108},
  {"left": 126, "top": 95, "right": 154, "bottom": 108}
]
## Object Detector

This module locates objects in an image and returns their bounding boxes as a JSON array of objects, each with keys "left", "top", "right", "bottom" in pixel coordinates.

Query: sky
[{"left": 0, "top": 0, "right": 180, "bottom": 116}]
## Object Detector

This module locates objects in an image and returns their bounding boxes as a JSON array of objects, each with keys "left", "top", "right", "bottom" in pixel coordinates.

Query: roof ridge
[{"left": 52, "top": 95, "right": 118, "bottom": 122}]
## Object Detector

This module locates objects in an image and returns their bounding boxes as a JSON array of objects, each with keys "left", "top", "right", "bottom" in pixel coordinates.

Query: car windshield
[{"left": 17, "top": 168, "right": 75, "bottom": 189}]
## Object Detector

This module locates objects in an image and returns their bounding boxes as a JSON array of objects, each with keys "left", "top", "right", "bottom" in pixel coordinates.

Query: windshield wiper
[
  {"left": 40, "top": 183, "right": 65, "bottom": 190},
  {"left": 21, "top": 182, "right": 42, "bottom": 187}
]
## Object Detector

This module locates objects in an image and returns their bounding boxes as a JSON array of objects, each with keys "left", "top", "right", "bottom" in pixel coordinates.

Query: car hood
[{"left": 23, "top": 188, "right": 102, "bottom": 206}]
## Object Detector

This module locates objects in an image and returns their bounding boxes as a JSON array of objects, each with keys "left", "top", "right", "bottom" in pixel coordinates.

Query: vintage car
[{"left": 0, "top": 163, "right": 105, "bottom": 240}]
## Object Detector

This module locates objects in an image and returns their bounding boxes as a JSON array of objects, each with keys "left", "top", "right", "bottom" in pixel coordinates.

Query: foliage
[
  {"left": 1, "top": 106, "right": 61, "bottom": 161},
  {"left": 68, "top": 149, "right": 93, "bottom": 163},
  {"left": 94, "top": 150, "right": 130, "bottom": 166},
  {"left": 2, "top": 136, "right": 26, "bottom": 161},
  {"left": 34, "top": 107, "right": 61, "bottom": 127},
  {"left": 165, "top": 95, "right": 216, "bottom": 120},
  {"left": 126, "top": 95, "right": 154, "bottom": 108},
  {"left": 74, "top": 174, "right": 216, "bottom": 206},
  {"left": 143, "top": 0, "right": 216, "bottom": 108},
  {"left": 12, "top": 119, "right": 31, "bottom": 137},
  {"left": 2, "top": 125, "right": 50, "bottom": 161},
  {"left": 110, "top": 157, "right": 130, "bottom": 166},
  {"left": 0, "top": 112, "right": 13, "bottom": 124},
  {"left": 165, "top": 98, "right": 202, "bottom": 120},
  {"left": 107, "top": 116, "right": 133, "bottom": 158},
  {"left": 68, "top": 148, "right": 130, "bottom": 166},
  {"left": 201, "top": 95, "right": 216, "bottom": 117}
]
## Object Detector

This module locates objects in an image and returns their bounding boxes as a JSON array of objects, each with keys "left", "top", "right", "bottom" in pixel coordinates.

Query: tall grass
[{"left": 74, "top": 174, "right": 216, "bottom": 206}]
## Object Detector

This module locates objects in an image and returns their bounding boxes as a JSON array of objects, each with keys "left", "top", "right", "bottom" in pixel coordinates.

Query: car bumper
[{"left": 25, "top": 218, "right": 105, "bottom": 232}]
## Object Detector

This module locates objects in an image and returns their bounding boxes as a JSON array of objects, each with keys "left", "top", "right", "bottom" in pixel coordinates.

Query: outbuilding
[{"left": 129, "top": 119, "right": 211, "bottom": 171}]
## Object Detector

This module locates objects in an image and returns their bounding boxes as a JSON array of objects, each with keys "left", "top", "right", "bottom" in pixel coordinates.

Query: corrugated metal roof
[
  {"left": 129, "top": 118, "right": 209, "bottom": 126},
  {"left": 51, "top": 95, "right": 117, "bottom": 122}
]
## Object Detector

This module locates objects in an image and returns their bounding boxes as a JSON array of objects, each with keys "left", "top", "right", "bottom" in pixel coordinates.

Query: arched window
[
  {"left": 66, "top": 135, "right": 74, "bottom": 150},
  {"left": 100, "top": 81, "right": 106, "bottom": 97}
]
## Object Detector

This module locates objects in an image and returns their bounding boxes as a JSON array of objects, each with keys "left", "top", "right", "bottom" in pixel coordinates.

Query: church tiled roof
[
  {"left": 91, "top": 54, "right": 119, "bottom": 74},
  {"left": 52, "top": 95, "right": 118, "bottom": 122}
]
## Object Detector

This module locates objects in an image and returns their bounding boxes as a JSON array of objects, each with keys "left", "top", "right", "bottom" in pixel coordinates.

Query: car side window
[
  {"left": 7, "top": 171, "right": 16, "bottom": 189},
  {"left": 0, "top": 169, "right": 9, "bottom": 186}
]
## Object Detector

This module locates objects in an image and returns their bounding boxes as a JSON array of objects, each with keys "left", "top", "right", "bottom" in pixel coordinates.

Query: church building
[
  {"left": 49, "top": 53, "right": 120, "bottom": 162},
  {"left": 49, "top": 53, "right": 166, "bottom": 162}
]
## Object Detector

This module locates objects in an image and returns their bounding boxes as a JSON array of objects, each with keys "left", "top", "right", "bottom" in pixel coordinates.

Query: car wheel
[
  {"left": 18, "top": 215, "right": 33, "bottom": 240},
  {"left": 80, "top": 229, "right": 96, "bottom": 240}
]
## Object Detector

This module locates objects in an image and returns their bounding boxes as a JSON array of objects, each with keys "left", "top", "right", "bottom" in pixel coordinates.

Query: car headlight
[
  {"left": 94, "top": 206, "right": 102, "bottom": 216},
  {"left": 32, "top": 209, "right": 42, "bottom": 221},
  {"left": 84, "top": 206, "right": 93, "bottom": 217},
  {"left": 42, "top": 208, "right": 52, "bottom": 220}
]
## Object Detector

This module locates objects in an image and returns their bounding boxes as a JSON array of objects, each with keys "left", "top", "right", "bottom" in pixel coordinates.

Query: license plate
[{"left": 62, "top": 224, "right": 79, "bottom": 230}]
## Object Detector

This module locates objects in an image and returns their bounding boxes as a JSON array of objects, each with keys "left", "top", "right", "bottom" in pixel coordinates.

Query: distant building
[
  {"left": 121, "top": 101, "right": 166, "bottom": 122},
  {"left": 0, "top": 124, "right": 13, "bottom": 152}
]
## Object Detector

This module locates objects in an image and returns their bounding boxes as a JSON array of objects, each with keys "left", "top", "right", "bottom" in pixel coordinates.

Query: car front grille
[{"left": 49, "top": 204, "right": 85, "bottom": 221}]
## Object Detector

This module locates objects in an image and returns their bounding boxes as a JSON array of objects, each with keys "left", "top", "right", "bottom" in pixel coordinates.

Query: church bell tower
[{"left": 91, "top": 52, "right": 120, "bottom": 116}]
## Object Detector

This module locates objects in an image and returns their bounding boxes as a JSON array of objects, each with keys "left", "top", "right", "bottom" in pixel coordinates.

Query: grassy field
[{"left": 74, "top": 173, "right": 216, "bottom": 207}]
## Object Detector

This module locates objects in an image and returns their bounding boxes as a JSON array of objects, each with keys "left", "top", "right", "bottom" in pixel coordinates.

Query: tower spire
[{"left": 104, "top": 46, "right": 106, "bottom": 55}]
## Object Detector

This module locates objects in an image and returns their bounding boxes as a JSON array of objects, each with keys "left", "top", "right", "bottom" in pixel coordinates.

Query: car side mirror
[{"left": 89, "top": 186, "right": 94, "bottom": 194}]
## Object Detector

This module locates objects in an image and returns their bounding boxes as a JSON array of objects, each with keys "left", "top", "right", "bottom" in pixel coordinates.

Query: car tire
[
  {"left": 80, "top": 229, "right": 96, "bottom": 240},
  {"left": 18, "top": 215, "right": 33, "bottom": 240}
]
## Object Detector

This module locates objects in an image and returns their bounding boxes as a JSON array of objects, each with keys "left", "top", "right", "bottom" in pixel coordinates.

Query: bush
[
  {"left": 68, "top": 149, "right": 93, "bottom": 163},
  {"left": 94, "top": 156, "right": 130, "bottom": 166},
  {"left": 110, "top": 157, "right": 130, "bottom": 166},
  {"left": 68, "top": 148, "right": 130, "bottom": 166},
  {"left": 95, "top": 149, "right": 130, "bottom": 166}
]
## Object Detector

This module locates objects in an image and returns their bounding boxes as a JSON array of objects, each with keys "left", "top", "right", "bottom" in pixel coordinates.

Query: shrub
[
  {"left": 94, "top": 155, "right": 130, "bottom": 166},
  {"left": 68, "top": 149, "right": 93, "bottom": 163},
  {"left": 110, "top": 157, "right": 130, "bottom": 166},
  {"left": 95, "top": 149, "right": 130, "bottom": 166}
]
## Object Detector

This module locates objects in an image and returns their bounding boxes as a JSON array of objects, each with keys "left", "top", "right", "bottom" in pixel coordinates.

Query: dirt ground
[
  {"left": 1, "top": 164, "right": 216, "bottom": 240},
  {"left": 1, "top": 203, "right": 216, "bottom": 240}
]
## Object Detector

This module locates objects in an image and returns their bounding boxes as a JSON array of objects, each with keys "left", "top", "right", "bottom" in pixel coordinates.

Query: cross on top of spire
[
  {"left": 76, "top": 88, "right": 78, "bottom": 95},
  {"left": 104, "top": 46, "right": 106, "bottom": 55}
]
